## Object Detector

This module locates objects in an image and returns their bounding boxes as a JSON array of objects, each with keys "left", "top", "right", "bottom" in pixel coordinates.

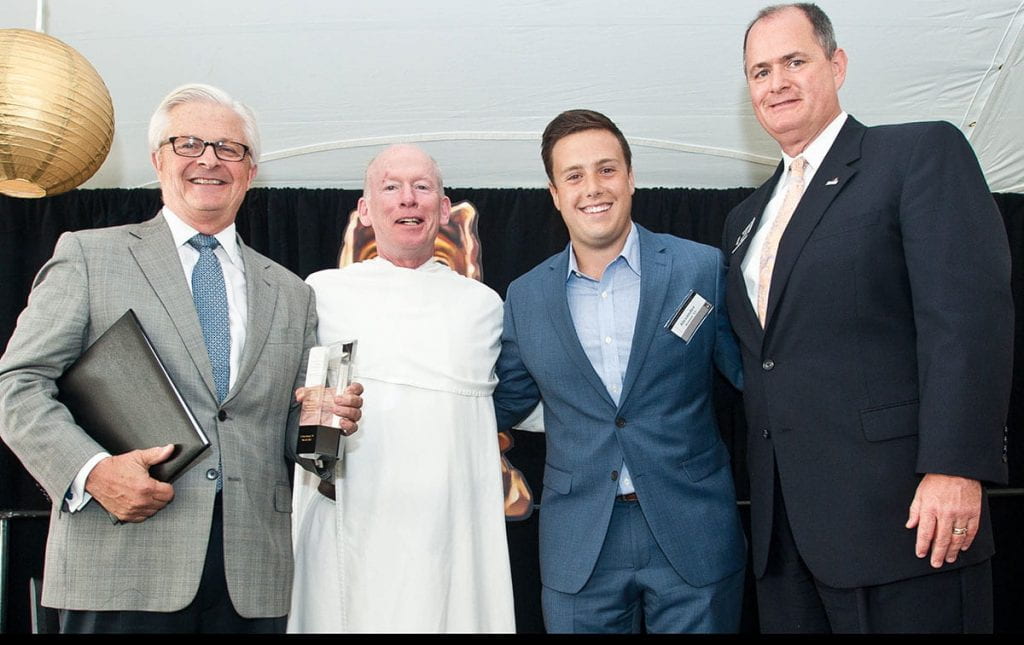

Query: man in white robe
[{"left": 288, "top": 145, "right": 515, "bottom": 633}]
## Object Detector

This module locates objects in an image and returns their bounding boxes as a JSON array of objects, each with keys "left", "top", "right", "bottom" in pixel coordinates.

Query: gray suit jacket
[{"left": 0, "top": 214, "right": 316, "bottom": 616}]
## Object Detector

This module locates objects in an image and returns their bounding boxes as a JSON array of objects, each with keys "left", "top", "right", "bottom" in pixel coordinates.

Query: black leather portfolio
[{"left": 57, "top": 309, "right": 210, "bottom": 482}]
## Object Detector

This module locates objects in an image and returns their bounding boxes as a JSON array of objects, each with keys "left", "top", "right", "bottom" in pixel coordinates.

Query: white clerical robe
[{"left": 288, "top": 258, "right": 515, "bottom": 633}]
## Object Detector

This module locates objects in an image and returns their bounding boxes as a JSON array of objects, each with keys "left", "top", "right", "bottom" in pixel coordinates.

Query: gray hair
[
  {"left": 147, "top": 83, "right": 261, "bottom": 162},
  {"left": 743, "top": 3, "right": 838, "bottom": 64},
  {"left": 362, "top": 144, "right": 445, "bottom": 196}
]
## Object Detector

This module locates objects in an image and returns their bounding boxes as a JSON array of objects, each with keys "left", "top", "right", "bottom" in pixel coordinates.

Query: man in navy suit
[
  {"left": 494, "top": 109, "right": 746, "bottom": 633},
  {"left": 723, "top": 3, "right": 1012, "bottom": 633}
]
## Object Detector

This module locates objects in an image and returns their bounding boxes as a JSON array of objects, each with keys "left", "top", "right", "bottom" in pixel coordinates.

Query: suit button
[
  {"left": 218, "top": 410, "right": 228, "bottom": 421},
  {"left": 762, "top": 359, "right": 775, "bottom": 371},
  {"left": 761, "top": 429, "right": 771, "bottom": 439},
  {"left": 206, "top": 468, "right": 219, "bottom": 481},
  {"left": 615, "top": 417, "right": 626, "bottom": 428},
  {"left": 611, "top": 470, "right": 619, "bottom": 481}
]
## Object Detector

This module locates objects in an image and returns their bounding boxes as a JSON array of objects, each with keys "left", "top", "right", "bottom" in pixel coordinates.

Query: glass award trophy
[{"left": 297, "top": 340, "right": 357, "bottom": 464}]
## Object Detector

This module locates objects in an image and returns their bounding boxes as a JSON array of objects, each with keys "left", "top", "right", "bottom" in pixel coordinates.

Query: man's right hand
[{"left": 84, "top": 444, "right": 176, "bottom": 522}]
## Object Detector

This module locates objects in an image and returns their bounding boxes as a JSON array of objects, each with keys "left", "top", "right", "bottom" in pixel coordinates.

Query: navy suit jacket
[
  {"left": 494, "top": 224, "right": 746, "bottom": 594},
  {"left": 723, "top": 117, "right": 1012, "bottom": 588}
]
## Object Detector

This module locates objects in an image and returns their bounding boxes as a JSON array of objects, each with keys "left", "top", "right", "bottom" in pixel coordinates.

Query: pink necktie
[{"left": 757, "top": 156, "right": 807, "bottom": 326}]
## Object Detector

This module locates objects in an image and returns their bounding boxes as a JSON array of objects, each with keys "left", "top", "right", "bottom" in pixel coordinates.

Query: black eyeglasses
[{"left": 163, "top": 136, "right": 251, "bottom": 162}]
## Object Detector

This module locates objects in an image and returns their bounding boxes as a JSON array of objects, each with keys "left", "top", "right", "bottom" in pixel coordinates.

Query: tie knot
[
  {"left": 789, "top": 156, "right": 807, "bottom": 180},
  {"left": 188, "top": 233, "right": 220, "bottom": 251}
]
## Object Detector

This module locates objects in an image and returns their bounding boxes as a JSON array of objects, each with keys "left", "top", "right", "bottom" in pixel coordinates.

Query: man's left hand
[{"left": 905, "top": 473, "right": 982, "bottom": 568}]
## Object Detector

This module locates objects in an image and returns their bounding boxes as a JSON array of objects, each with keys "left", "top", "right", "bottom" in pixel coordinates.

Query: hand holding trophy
[{"left": 297, "top": 340, "right": 358, "bottom": 472}]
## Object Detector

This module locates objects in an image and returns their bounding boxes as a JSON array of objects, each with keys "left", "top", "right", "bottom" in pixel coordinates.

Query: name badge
[{"left": 664, "top": 290, "right": 713, "bottom": 343}]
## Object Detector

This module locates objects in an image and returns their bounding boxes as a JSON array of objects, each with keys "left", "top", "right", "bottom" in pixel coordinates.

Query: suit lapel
[
  {"left": 618, "top": 227, "right": 671, "bottom": 406},
  {"left": 227, "top": 241, "right": 277, "bottom": 404},
  {"left": 543, "top": 248, "right": 616, "bottom": 408},
  {"left": 728, "top": 167, "right": 781, "bottom": 335},
  {"left": 128, "top": 215, "right": 219, "bottom": 400},
  {"left": 764, "top": 118, "right": 864, "bottom": 329}
]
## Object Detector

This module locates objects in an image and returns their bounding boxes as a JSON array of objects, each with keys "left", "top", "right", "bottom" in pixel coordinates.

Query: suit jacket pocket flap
[
  {"left": 266, "top": 327, "right": 303, "bottom": 344},
  {"left": 543, "top": 464, "right": 572, "bottom": 494},
  {"left": 860, "top": 400, "right": 919, "bottom": 442},
  {"left": 274, "top": 484, "right": 293, "bottom": 512},
  {"left": 682, "top": 443, "right": 731, "bottom": 482}
]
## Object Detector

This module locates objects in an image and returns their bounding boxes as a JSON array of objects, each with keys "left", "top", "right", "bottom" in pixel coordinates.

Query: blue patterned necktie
[{"left": 188, "top": 234, "right": 231, "bottom": 402}]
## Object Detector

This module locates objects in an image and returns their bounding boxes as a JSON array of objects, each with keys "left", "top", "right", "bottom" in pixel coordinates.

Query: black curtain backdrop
[{"left": 1, "top": 187, "right": 1022, "bottom": 633}]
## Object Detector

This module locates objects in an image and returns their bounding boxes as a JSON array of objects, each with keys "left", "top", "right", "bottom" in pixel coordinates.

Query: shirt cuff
[{"left": 66, "top": 452, "right": 111, "bottom": 512}]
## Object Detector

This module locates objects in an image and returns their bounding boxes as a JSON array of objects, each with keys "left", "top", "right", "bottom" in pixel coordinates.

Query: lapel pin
[
  {"left": 825, "top": 177, "right": 839, "bottom": 186},
  {"left": 732, "top": 217, "right": 755, "bottom": 254}
]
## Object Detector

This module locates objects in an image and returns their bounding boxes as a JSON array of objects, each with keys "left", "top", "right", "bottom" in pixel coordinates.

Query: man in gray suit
[{"left": 0, "top": 84, "right": 361, "bottom": 633}]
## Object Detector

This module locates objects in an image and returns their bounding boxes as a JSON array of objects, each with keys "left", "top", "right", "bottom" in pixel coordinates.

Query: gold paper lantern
[{"left": 0, "top": 29, "right": 114, "bottom": 198}]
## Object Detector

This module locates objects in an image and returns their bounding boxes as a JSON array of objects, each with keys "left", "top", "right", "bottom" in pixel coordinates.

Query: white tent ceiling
[{"left": 3, "top": 0, "right": 1023, "bottom": 192}]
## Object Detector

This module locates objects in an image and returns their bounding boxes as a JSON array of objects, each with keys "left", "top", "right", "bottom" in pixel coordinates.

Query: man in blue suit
[{"left": 493, "top": 109, "right": 746, "bottom": 633}]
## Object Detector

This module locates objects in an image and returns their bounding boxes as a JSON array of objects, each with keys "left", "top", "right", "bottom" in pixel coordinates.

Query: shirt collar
[
  {"left": 781, "top": 111, "right": 848, "bottom": 174},
  {"left": 162, "top": 207, "right": 243, "bottom": 268},
  {"left": 567, "top": 222, "right": 641, "bottom": 281}
]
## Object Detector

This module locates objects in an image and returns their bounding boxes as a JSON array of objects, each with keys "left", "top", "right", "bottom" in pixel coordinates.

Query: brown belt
[
  {"left": 616, "top": 492, "right": 638, "bottom": 502},
  {"left": 318, "top": 479, "right": 336, "bottom": 501}
]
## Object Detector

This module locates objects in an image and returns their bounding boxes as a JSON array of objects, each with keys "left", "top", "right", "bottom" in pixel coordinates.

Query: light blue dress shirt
[{"left": 566, "top": 223, "right": 640, "bottom": 496}]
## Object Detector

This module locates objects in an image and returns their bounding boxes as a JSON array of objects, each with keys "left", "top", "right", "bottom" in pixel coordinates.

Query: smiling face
[
  {"left": 744, "top": 6, "right": 847, "bottom": 156},
  {"left": 357, "top": 145, "right": 451, "bottom": 269},
  {"left": 548, "top": 128, "right": 635, "bottom": 274},
  {"left": 151, "top": 102, "right": 257, "bottom": 234}
]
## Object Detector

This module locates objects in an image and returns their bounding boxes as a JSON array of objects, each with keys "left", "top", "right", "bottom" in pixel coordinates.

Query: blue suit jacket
[{"left": 494, "top": 224, "right": 746, "bottom": 594}]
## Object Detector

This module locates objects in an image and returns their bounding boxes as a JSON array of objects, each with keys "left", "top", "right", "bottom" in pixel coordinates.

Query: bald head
[
  {"left": 362, "top": 145, "right": 445, "bottom": 197},
  {"left": 357, "top": 144, "right": 451, "bottom": 269}
]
